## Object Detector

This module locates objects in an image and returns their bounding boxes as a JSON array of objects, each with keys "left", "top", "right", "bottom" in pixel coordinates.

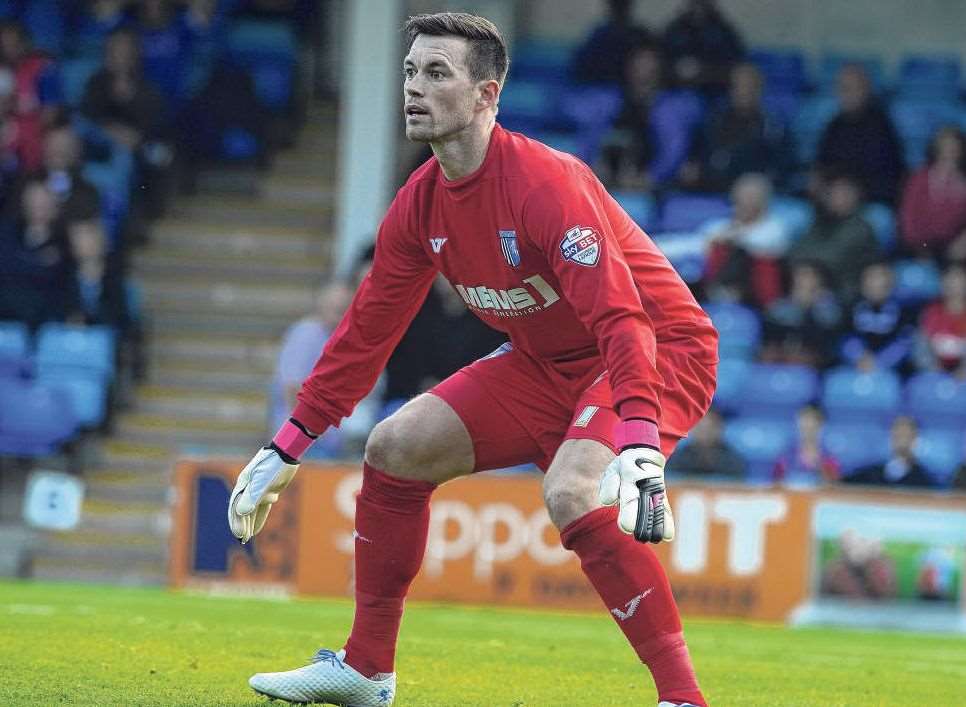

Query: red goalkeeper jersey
[{"left": 293, "top": 125, "right": 718, "bottom": 434}]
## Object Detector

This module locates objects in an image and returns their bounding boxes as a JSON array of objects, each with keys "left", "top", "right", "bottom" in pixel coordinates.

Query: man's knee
[{"left": 543, "top": 439, "right": 614, "bottom": 530}]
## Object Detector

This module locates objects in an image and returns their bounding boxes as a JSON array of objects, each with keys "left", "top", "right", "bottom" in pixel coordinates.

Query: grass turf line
[{"left": 1, "top": 580, "right": 965, "bottom": 706}]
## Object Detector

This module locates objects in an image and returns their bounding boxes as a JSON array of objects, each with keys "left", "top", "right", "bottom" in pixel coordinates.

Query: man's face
[
  {"left": 837, "top": 67, "right": 870, "bottom": 113},
  {"left": 403, "top": 34, "right": 482, "bottom": 144}
]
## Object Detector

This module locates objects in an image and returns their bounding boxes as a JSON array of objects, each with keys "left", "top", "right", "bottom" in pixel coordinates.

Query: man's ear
[{"left": 477, "top": 79, "right": 500, "bottom": 111}]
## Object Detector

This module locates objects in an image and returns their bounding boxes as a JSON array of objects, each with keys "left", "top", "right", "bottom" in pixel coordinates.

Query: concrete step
[
  {"left": 168, "top": 197, "right": 330, "bottom": 230},
  {"left": 30, "top": 557, "right": 167, "bottom": 586},
  {"left": 133, "top": 250, "right": 327, "bottom": 282},
  {"left": 262, "top": 174, "right": 336, "bottom": 205},
  {"left": 83, "top": 471, "right": 172, "bottom": 505},
  {"left": 74, "top": 500, "right": 171, "bottom": 535},
  {"left": 149, "top": 223, "right": 327, "bottom": 259},
  {"left": 148, "top": 332, "right": 280, "bottom": 367},
  {"left": 140, "top": 280, "right": 315, "bottom": 317},
  {"left": 135, "top": 386, "right": 266, "bottom": 423},
  {"left": 146, "top": 361, "right": 274, "bottom": 392},
  {"left": 146, "top": 309, "right": 293, "bottom": 339},
  {"left": 114, "top": 412, "right": 264, "bottom": 449}
]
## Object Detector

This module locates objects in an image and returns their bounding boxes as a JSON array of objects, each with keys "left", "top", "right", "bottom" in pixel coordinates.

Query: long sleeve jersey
[{"left": 293, "top": 125, "right": 718, "bottom": 435}]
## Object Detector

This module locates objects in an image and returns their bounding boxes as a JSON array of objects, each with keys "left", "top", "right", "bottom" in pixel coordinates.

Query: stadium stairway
[{"left": 29, "top": 102, "right": 337, "bottom": 586}]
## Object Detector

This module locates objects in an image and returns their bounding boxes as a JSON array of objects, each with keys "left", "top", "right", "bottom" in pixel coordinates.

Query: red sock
[
  {"left": 342, "top": 464, "right": 436, "bottom": 677},
  {"left": 561, "top": 506, "right": 705, "bottom": 707}
]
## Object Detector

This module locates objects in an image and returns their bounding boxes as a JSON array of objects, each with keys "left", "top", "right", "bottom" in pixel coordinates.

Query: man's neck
[{"left": 431, "top": 118, "right": 495, "bottom": 182}]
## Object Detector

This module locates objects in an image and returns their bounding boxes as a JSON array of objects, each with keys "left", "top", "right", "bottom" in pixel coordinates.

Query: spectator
[
  {"left": 700, "top": 172, "right": 788, "bottom": 307},
  {"left": 36, "top": 122, "right": 103, "bottom": 223},
  {"left": 596, "top": 42, "right": 702, "bottom": 190},
  {"left": 762, "top": 261, "right": 843, "bottom": 368},
  {"left": 789, "top": 170, "right": 879, "bottom": 301},
  {"left": 816, "top": 64, "right": 904, "bottom": 205},
  {"left": 0, "top": 19, "right": 62, "bottom": 172},
  {"left": 385, "top": 275, "right": 507, "bottom": 404},
  {"left": 0, "top": 179, "right": 73, "bottom": 326},
  {"left": 844, "top": 416, "right": 934, "bottom": 488},
  {"left": 571, "top": 0, "right": 655, "bottom": 85},
  {"left": 899, "top": 125, "right": 966, "bottom": 263},
  {"left": 841, "top": 261, "right": 915, "bottom": 373},
  {"left": 682, "top": 62, "right": 791, "bottom": 191},
  {"left": 773, "top": 404, "right": 840, "bottom": 486},
  {"left": 81, "top": 27, "right": 172, "bottom": 217},
  {"left": 916, "top": 263, "right": 966, "bottom": 377},
  {"left": 662, "top": 0, "right": 744, "bottom": 96},
  {"left": 70, "top": 0, "right": 128, "bottom": 58},
  {"left": 64, "top": 218, "right": 128, "bottom": 330},
  {"left": 665, "top": 408, "right": 747, "bottom": 480},
  {"left": 0, "top": 66, "right": 22, "bottom": 205}
]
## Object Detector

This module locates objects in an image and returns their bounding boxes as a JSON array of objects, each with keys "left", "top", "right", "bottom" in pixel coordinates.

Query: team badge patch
[
  {"left": 560, "top": 225, "right": 602, "bottom": 267},
  {"left": 499, "top": 230, "right": 520, "bottom": 267}
]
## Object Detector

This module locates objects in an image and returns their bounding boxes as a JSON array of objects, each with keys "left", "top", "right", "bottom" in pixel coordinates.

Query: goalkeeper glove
[
  {"left": 598, "top": 419, "right": 674, "bottom": 543},
  {"left": 227, "top": 418, "right": 317, "bottom": 544}
]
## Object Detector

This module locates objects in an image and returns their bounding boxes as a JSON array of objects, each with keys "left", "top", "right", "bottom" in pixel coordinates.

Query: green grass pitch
[{"left": 2, "top": 580, "right": 965, "bottom": 706}]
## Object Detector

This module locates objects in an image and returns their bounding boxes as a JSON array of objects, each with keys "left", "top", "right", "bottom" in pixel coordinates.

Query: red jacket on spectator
[
  {"left": 920, "top": 301, "right": 966, "bottom": 373},
  {"left": 899, "top": 167, "right": 966, "bottom": 253}
]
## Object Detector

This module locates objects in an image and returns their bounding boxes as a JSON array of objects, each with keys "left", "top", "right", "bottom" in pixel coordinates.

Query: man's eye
[
  {"left": 404, "top": 68, "right": 415, "bottom": 79},
  {"left": 430, "top": 71, "right": 443, "bottom": 80}
]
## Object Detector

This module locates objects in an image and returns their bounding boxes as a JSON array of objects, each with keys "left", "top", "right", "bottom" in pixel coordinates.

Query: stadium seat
[
  {"left": 0, "top": 380, "right": 78, "bottom": 457},
  {"left": 821, "top": 422, "right": 890, "bottom": 473},
  {"left": 724, "top": 418, "right": 794, "bottom": 482},
  {"left": 611, "top": 190, "right": 656, "bottom": 230},
  {"left": 499, "top": 79, "right": 561, "bottom": 127},
  {"left": 906, "top": 372, "right": 966, "bottom": 430},
  {"left": 748, "top": 48, "right": 808, "bottom": 93},
  {"left": 792, "top": 95, "right": 838, "bottom": 164},
  {"left": 769, "top": 195, "right": 814, "bottom": 241},
  {"left": 558, "top": 83, "right": 623, "bottom": 162},
  {"left": 861, "top": 203, "right": 897, "bottom": 253},
  {"left": 659, "top": 194, "right": 731, "bottom": 232},
  {"left": 822, "top": 367, "right": 901, "bottom": 424},
  {"left": 227, "top": 21, "right": 298, "bottom": 112},
  {"left": 60, "top": 57, "right": 100, "bottom": 108},
  {"left": 897, "top": 54, "right": 962, "bottom": 101},
  {"left": 511, "top": 40, "right": 575, "bottom": 83},
  {"left": 23, "top": 0, "right": 66, "bottom": 55},
  {"left": 703, "top": 302, "right": 761, "bottom": 359},
  {"left": 35, "top": 324, "right": 115, "bottom": 382},
  {"left": 36, "top": 370, "right": 109, "bottom": 429},
  {"left": 531, "top": 129, "right": 581, "bottom": 156},
  {"left": 761, "top": 89, "right": 803, "bottom": 126},
  {"left": 652, "top": 232, "right": 707, "bottom": 283},
  {"left": 889, "top": 99, "right": 961, "bottom": 167},
  {"left": 734, "top": 364, "right": 819, "bottom": 419},
  {"left": 0, "top": 321, "right": 30, "bottom": 376},
  {"left": 915, "top": 428, "right": 965, "bottom": 485},
  {"left": 818, "top": 53, "right": 886, "bottom": 94},
  {"left": 712, "top": 358, "right": 752, "bottom": 412},
  {"left": 893, "top": 259, "right": 942, "bottom": 305}
]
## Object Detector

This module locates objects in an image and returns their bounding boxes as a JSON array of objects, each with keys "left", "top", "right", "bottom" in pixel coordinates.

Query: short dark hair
[{"left": 404, "top": 12, "right": 509, "bottom": 86}]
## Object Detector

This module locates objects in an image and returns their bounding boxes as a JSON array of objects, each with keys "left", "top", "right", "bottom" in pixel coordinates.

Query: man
[
  {"left": 844, "top": 416, "right": 935, "bottom": 488},
  {"left": 228, "top": 13, "right": 718, "bottom": 707}
]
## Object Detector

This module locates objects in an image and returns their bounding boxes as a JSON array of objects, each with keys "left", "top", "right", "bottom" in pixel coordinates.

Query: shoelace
[{"left": 309, "top": 648, "right": 345, "bottom": 669}]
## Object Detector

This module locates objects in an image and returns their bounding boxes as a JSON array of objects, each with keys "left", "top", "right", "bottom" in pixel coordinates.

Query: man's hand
[
  {"left": 598, "top": 420, "right": 674, "bottom": 543},
  {"left": 228, "top": 447, "right": 299, "bottom": 544}
]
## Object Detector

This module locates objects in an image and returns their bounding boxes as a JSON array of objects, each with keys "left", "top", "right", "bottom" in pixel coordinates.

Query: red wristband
[
  {"left": 614, "top": 419, "right": 660, "bottom": 450},
  {"left": 272, "top": 419, "right": 316, "bottom": 461}
]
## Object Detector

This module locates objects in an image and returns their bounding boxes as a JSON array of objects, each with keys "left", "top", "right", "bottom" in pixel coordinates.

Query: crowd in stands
[
  {"left": 0, "top": 0, "right": 312, "bottom": 458},
  {"left": 286, "top": 0, "right": 966, "bottom": 491}
]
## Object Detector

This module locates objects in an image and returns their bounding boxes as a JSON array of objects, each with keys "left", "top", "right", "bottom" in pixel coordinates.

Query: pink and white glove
[
  {"left": 598, "top": 419, "right": 674, "bottom": 543},
  {"left": 227, "top": 419, "right": 317, "bottom": 543}
]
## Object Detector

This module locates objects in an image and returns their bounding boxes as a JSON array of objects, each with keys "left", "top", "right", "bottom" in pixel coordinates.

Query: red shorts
[{"left": 430, "top": 343, "right": 717, "bottom": 472}]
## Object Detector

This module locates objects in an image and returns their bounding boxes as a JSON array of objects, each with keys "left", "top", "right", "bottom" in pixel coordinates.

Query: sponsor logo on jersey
[
  {"left": 429, "top": 237, "right": 448, "bottom": 253},
  {"left": 499, "top": 230, "right": 521, "bottom": 267},
  {"left": 560, "top": 225, "right": 602, "bottom": 267},
  {"left": 453, "top": 274, "right": 560, "bottom": 318}
]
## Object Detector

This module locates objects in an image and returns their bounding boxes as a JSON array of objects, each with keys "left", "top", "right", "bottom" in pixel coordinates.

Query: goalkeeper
[{"left": 229, "top": 11, "right": 718, "bottom": 707}]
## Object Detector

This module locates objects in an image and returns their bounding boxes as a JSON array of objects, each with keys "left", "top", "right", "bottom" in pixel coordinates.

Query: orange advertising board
[{"left": 169, "top": 460, "right": 963, "bottom": 622}]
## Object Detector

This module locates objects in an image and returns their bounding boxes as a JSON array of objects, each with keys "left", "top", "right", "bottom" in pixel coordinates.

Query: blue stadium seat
[
  {"left": 36, "top": 371, "right": 108, "bottom": 429},
  {"left": 761, "top": 89, "right": 803, "bottom": 125},
  {"left": 906, "top": 372, "right": 966, "bottom": 430},
  {"left": 511, "top": 40, "right": 575, "bottom": 83},
  {"left": 822, "top": 368, "right": 901, "bottom": 424},
  {"left": 893, "top": 259, "right": 942, "bottom": 305},
  {"left": 499, "top": 79, "right": 561, "bottom": 126},
  {"left": 659, "top": 194, "right": 731, "bottom": 232},
  {"left": 60, "top": 57, "right": 100, "bottom": 108},
  {"left": 724, "top": 418, "right": 794, "bottom": 481},
  {"left": 897, "top": 54, "right": 962, "bottom": 101},
  {"left": 0, "top": 320, "right": 30, "bottom": 377},
  {"left": 713, "top": 358, "right": 752, "bottom": 413},
  {"left": 861, "top": 203, "right": 897, "bottom": 253},
  {"left": 915, "top": 428, "right": 964, "bottom": 484},
  {"left": 704, "top": 302, "right": 761, "bottom": 359},
  {"left": 559, "top": 83, "right": 622, "bottom": 129},
  {"left": 35, "top": 324, "right": 115, "bottom": 382},
  {"left": 792, "top": 95, "right": 838, "bottom": 164},
  {"left": 748, "top": 48, "right": 808, "bottom": 93},
  {"left": 0, "top": 380, "right": 78, "bottom": 456},
  {"left": 821, "top": 422, "right": 890, "bottom": 473},
  {"left": 734, "top": 364, "right": 819, "bottom": 419},
  {"left": 227, "top": 21, "right": 297, "bottom": 111},
  {"left": 531, "top": 130, "right": 581, "bottom": 156},
  {"left": 769, "top": 196, "right": 814, "bottom": 241},
  {"left": 889, "top": 99, "right": 961, "bottom": 167},
  {"left": 818, "top": 53, "right": 886, "bottom": 93},
  {"left": 611, "top": 190, "right": 656, "bottom": 230}
]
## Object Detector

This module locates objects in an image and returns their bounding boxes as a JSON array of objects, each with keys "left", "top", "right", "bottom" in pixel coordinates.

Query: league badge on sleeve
[{"left": 560, "top": 225, "right": 602, "bottom": 267}]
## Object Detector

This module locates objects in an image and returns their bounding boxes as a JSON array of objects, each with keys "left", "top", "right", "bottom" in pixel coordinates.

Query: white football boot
[{"left": 249, "top": 648, "right": 396, "bottom": 705}]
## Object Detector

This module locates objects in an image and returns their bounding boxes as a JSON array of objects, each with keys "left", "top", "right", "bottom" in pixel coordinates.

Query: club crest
[
  {"left": 499, "top": 229, "right": 520, "bottom": 267},
  {"left": 560, "top": 225, "right": 602, "bottom": 267}
]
